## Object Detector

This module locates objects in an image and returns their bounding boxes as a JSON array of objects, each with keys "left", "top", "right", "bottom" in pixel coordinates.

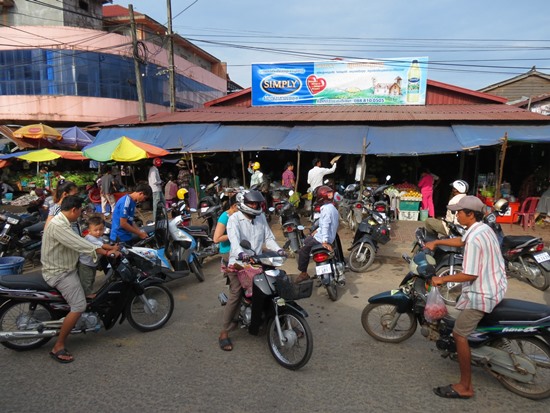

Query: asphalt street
[{"left": 1, "top": 219, "right": 549, "bottom": 413}]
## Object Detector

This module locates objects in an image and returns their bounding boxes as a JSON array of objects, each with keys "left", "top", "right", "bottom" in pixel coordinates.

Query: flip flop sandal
[
  {"left": 433, "top": 385, "right": 471, "bottom": 399},
  {"left": 49, "top": 349, "right": 74, "bottom": 364},
  {"left": 218, "top": 337, "right": 233, "bottom": 351}
]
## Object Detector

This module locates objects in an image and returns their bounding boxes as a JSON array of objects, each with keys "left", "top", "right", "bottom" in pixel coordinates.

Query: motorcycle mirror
[
  {"left": 240, "top": 240, "right": 252, "bottom": 250},
  {"left": 385, "top": 175, "right": 391, "bottom": 182},
  {"left": 213, "top": 176, "right": 219, "bottom": 182},
  {"left": 189, "top": 208, "right": 197, "bottom": 213},
  {"left": 288, "top": 190, "right": 294, "bottom": 196},
  {"left": 268, "top": 207, "right": 275, "bottom": 212}
]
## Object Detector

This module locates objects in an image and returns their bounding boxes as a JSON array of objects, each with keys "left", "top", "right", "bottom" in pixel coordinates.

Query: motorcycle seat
[
  {"left": 185, "top": 225, "right": 209, "bottom": 234},
  {"left": 501, "top": 235, "right": 541, "bottom": 250},
  {"left": 478, "top": 298, "right": 550, "bottom": 325},
  {"left": 24, "top": 221, "right": 45, "bottom": 237},
  {"left": 311, "top": 243, "right": 330, "bottom": 254},
  {"left": 0, "top": 270, "right": 52, "bottom": 291}
]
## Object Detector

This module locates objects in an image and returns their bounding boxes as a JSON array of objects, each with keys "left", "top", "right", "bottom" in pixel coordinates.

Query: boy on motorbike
[
  {"left": 426, "top": 195, "right": 507, "bottom": 399},
  {"left": 295, "top": 185, "right": 340, "bottom": 284}
]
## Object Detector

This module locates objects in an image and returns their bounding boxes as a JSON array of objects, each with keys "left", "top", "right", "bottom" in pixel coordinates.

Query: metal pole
[
  {"left": 166, "top": 0, "right": 176, "bottom": 112},
  {"left": 129, "top": 5, "right": 147, "bottom": 121}
]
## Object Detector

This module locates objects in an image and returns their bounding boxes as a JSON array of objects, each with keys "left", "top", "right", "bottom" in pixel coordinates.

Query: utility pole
[
  {"left": 129, "top": 4, "right": 147, "bottom": 121},
  {"left": 167, "top": 0, "right": 176, "bottom": 112}
]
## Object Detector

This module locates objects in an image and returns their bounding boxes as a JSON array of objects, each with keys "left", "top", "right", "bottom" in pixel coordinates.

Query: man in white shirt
[
  {"left": 307, "top": 156, "right": 339, "bottom": 193},
  {"left": 425, "top": 180, "right": 469, "bottom": 236},
  {"left": 148, "top": 158, "right": 165, "bottom": 221}
]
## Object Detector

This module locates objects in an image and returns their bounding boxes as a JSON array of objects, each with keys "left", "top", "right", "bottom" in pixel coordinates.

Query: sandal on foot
[
  {"left": 218, "top": 337, "right": 233, "bottom": 351},
  {"left": 49, "top": 349, "right": 74, "bottom": 364},
  {"left": 433, "top": 384, "right": 471, "bottom": 399}
]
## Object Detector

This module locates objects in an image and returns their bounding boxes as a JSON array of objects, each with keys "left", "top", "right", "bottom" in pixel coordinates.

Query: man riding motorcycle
[{"left": 424, "top": 179, "right": 469, "bottom": 237}]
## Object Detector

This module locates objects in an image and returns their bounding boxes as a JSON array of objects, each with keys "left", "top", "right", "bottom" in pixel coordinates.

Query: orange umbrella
[{"left": 13, "top": 124, "right": 62, "bottom": 141}]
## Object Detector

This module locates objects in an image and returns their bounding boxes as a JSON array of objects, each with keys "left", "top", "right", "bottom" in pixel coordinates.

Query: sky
[{"left": 113, "top": 0, "right": 550, "bottom": 92}]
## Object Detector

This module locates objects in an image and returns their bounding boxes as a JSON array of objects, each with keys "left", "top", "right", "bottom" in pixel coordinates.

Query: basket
[
  {"left": 275, "top": 276, "right": 313, "bottom": 300},
  {"left": 0, "top": 256, "right": 25, "bottom": 276}
]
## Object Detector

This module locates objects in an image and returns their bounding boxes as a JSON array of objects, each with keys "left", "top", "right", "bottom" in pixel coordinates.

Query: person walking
[
  {"left": 426, "top": 196, "right": 507, "bottom": 399},
  {"left": 100, "top": 166, "right": 117, "bottom": 216},
  {"left": 418, "top": 168, "right": 438, "bottom": 218},
  {"left": 282, "top": 162, "right": 296, "bottom": 189},
  {"left": 148, "top": 158, "right": 165, "bottom": 220}
]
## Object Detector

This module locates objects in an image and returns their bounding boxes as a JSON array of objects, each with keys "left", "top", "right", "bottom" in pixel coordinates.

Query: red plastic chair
[{"left": 512, "top": 197, "right": 539, "bottom": 230}]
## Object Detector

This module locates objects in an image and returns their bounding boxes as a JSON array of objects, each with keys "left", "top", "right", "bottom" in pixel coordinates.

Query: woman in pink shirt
[
  {"left": 282, "top": 162, "right": 295, "bottom": 189},
  {"left": 418, "top": 168, "right": 438, "bottom": 217}
]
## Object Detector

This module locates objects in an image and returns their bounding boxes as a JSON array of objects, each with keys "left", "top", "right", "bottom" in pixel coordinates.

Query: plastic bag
[
  {"left": 237, "top": 266, "right": 263, "bottom": 298},
  {"left": 424, "top": 287, "right": 448, "bottom": 323}
]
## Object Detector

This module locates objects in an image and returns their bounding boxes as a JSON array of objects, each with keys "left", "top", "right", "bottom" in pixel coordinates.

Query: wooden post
[
  {"left": 495, "top": 133, "right": 508, "bottom": 200},
  {"left": 295, "top": 150, "right": 301, "bottom": 191},
  {"left": 240, "top": 151, "right": 246, "bottom": 187},
  {"left": 359, "top": 137, "right": 367, "bottom": 199},
  {"left": 190, "top": 153, "right": 199, "bottom": 200}
]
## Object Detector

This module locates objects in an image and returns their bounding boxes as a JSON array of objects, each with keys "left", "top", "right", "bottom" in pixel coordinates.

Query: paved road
[{"left": 1, "top": 218, "right": 549, "bottom": 412}]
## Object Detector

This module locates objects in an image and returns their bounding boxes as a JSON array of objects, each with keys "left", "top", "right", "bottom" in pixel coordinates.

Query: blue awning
[
  {"left": 92, "top": 124, "right": 219, "bottom": 151},
  {"left": 278, "top": 125, "right": 369, "bottom": 154},
  {"left": 186, "top": 125, "right": 291, "bottom": 152},
  {"left": 452, "top": 124, "right": 550, "bottom": 148},
  {"left": 367, "top": 126, "right": 462, "bottom": 155}
]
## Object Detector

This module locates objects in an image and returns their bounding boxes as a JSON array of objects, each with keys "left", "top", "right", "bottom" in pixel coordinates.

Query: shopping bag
[
  {"left": 237, "top": 266, "right": 263, "bottom": 298},
  {"left": 424, "top": 286, "right": 448, "bottom": 322}
]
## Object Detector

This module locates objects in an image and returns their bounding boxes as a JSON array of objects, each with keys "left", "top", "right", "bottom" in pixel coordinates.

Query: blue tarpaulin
[
  {"left": 367, "top": 126, "right": 463, "bottom": 155},
  {"left": 452, "top": 124, "right": 550, "bottom": 148},
  {"left": 278, "top": 125, "right": 369, "bottom": 154}
]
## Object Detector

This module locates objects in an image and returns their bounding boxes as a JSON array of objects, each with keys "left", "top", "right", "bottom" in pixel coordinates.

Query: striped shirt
[
  {"left": 41, "top": 212, "right": 99, "bottom": 283},
  {"left": 456, "top": 221, "right": 507, "bottom": 312}
]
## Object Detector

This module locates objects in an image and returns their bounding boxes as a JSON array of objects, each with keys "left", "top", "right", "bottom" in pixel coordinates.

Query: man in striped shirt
[
  {"left": 42, "top": 196, "right": 119, "bottom": 363},
  {"left": 426, "top": 195, "right": 507, "bottom": 399}
]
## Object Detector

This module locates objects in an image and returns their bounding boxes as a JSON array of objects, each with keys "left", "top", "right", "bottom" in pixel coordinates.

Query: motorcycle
[
  {"left": 485, "top": 200, "right": 550, "bottom": 291},
  {"left": 363, "top": 175, "right": 393, "bottom": 222},
  {"left": 310, "top": 232, "right": 346, "bottom": 301},
  {"left": 0, "top": 247, "right": 174, "bottom": 351},
  {"left": 361, "top": 250, "right": 550, "bottom": 400},
  {"left": 132, "top": 201, "right": 204, "bottom": 282},
  {"left": 218, "top": 240, "right": 313, "bottom": 370},
  {"left": 0, "top": 211, "right": 41, "bottom": 257},
  {"left": 348, "top": 208, "right": 391, "bottom": 272},
  {"left": 273, "top": 197, "right": 305, "bottom": 257},
  {"left": 411, "top": 219, "right": 465, "bottom": 305}
]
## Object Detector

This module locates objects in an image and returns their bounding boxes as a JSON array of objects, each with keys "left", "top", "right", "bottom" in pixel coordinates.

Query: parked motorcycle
[
  {"left": 363, "top": 175, "right": 393, "bottom": 221},
  {"left": 310, "top": 232, "right": 346, "bottom": 301},
  {"left": 348, "top": 208, "right": 391, "bottom": 272},
  {"left": 0, "top": 247, "right": 174, "bottom": 351},
  {"left": 0, "top": 211, "right": 41, "bottom": 257},
  {"left": 485, "top": 199, "right": 550, "bottom": 291},
  {"left": 218, "top": 240, "right": 313, "bottom": 370},
  {"left": 273, "top": 197, "right": 305, "bottom": 257},
  {"left": 133, "top": 201, "right": 204, "bottom": 282},
  {"left": 361, "top": 250, "right": 550, "bottom": 400}
]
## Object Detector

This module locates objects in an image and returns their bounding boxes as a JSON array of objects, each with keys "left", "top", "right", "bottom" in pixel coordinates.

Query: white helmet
[
  {"left": 450, "top": 180, "right": 469, "bottom": 194},
  {"left": 237, "top": 190, "right": 264, "bottom": 216}
]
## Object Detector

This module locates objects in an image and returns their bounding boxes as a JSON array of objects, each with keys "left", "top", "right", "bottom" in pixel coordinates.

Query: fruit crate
[
  {"left": 399, "top": 211, "right": 419, "bottom": 221},
  {"left": 399, "top": 200, "right": 420, "bottom": 211}
]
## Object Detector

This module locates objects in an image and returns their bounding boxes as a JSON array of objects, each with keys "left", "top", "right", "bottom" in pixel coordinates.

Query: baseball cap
[{"left": 447, "top": 195, "right": 484, "bottom": 212}]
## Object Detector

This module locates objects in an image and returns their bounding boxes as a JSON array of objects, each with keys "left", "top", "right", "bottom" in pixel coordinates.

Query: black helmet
[{"left": 237, "top": 190, "right": 265, "bottom": 216}]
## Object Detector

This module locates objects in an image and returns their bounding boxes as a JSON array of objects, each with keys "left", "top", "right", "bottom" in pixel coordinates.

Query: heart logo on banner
[{"left": 306, "top": 75, "right": 327, "bottom": 95}]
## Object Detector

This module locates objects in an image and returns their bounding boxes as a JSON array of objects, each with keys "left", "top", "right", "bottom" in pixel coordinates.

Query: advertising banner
[{"left": 251, "top": 57, "right": 428, "bottom": 106}]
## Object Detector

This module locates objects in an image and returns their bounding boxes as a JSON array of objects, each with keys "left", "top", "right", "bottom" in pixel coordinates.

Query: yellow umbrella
[
  {"left": 16, "top": 148, "right": 88, "bottom": 162},
  {"left": 83, "top": 136, "right": 168, "bottom": 162},
  {"left": 13, "top": 123, "right": 62, "bottom": 141}
]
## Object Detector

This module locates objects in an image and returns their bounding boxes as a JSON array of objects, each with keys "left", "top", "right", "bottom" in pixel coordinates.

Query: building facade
[{"left": 0, "top": 1, "right": 227, "bottom": 125}]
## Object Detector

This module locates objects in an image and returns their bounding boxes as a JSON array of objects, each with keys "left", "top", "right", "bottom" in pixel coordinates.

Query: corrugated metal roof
[{"left": 93, "top": 104, "right": 549, "bottom": 127}]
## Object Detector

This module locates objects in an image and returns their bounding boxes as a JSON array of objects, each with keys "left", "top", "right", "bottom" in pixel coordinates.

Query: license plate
[
  {"left": 315, "top": 263, "right": 332, "bottom": 275},
  {"left": 534, "top": 251, "right": 550, "bottom": 263},
  {"left": 200, "top": 207, "right": 209, "bottom": 213}
]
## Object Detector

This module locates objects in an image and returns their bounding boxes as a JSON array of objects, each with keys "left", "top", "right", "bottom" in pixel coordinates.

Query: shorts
[
  {"left": 46, "top": 269, "right": 87, "bottom": 313},
  {"left": 453, "top": 308, "right": 485, "bottom": 338}
]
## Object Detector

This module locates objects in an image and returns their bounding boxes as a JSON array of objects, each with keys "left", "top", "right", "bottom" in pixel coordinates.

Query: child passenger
[{"left": 78, "top": 215, "right": 118, "bottom": 297}]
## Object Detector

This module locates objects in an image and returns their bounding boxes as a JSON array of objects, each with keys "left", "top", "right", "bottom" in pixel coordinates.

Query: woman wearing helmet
[
  {"left": 221, "top": 190, "right": 284, "bottom": 348},
  {"left": 425, "top": 179, "right": 469, "bottom": 236},
  {"left": 248, "top": 161, "right": 264, "bottom": 188},
  {"left": 295, "top": 185, "right": 340, "bottom": 284}
]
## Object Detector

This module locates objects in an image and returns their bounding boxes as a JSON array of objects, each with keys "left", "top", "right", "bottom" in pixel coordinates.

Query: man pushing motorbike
[
  {"left": 41, "top": 196, "right": 120, "bottom": 363},
  {"left": 425, "top": 195, "right": 507, "bottom": 399}
]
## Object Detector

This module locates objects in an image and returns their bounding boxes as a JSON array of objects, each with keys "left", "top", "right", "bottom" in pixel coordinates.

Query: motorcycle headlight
[
  {"left": 259, "top": 256, "right": 285, "bottom": 267},
  {"left": 7, "top": 217, "right": 19, "bottom": 225}
]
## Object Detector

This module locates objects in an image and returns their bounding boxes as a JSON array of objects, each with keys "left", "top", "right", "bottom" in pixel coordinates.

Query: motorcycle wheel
[
  {"left": 524, "top": 257, "right": 550, "bottom": 291},
  {"left": 190, "top": 259, "right": 205, "bottom": 282},
  {"left": 267, "top": 309, "right": 313, "bottom": 370},
  {"left": 325, "top": 279, "right": 338, "bottom": 301},
  {"left": 0, "top": 301, "right": 55, "bottom": 350},
  {"left": 126, "top": 285, "right": 174, "bottom": 332},
  {"left": 347, "top": 211, "right": 357, "bottom": 232},
  {"left": 361, "top": 303, "right": 416, "bottom": 343},
  {"left": 436, "top": 265, "right": 464, "bottom": 305},
  {"left": 348, "top": 243, "right": 376, "bottom": 272},
  {"left": 493, "top": 337, "right": 550, "bottom": 400}
]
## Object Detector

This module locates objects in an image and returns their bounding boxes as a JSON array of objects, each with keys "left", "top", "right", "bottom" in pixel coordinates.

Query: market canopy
[
  {"left": 278, "top": 125, "right": 369, "bottom": 153},
  {"left": 13, "top": 124, "right": 62, "bottom": 141},
  {"left": 0, "top": 148, "right": 88, "bottom": 161},
  {"left": 82, "top": 136, "right": 169, "bottom": 162},
  {"left": 452, "top": 124, "right": 550, "bottom": 148},
  {"left": 59, "top": 126, "right": 94, "bottom": 149}
]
